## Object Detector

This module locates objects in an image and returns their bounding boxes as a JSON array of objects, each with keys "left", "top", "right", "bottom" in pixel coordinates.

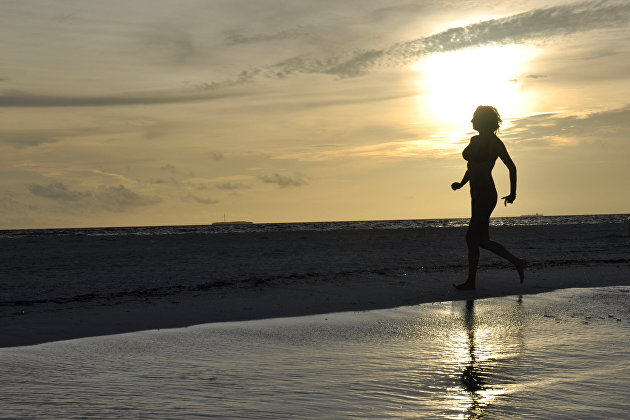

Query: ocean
[{"left": 2, "top": 213, "right": 628, "bottom": 239}]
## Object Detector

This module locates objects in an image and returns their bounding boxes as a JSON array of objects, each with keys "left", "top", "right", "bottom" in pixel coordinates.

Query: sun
[{"left": 412, "top": 44, "right": 536, "bottom": 133}]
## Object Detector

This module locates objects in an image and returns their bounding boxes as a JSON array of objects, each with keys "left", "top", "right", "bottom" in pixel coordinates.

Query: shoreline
[
  {"left": 3, "top": 262, "right": 630, "bottom": 348},
  {"left": 2, "top": 222, "right": 629, "bottom": 348}
]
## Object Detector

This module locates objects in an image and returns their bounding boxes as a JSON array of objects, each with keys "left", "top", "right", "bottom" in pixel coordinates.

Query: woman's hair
[{"left": 473, "top": 105, "right": 502, "bottom": 133}]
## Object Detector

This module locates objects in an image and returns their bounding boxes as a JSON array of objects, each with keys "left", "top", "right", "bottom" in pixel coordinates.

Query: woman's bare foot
[
  {"left": 453, "top": 281, "right": 476, "bottom": 290},
  {"left": 516, "top": 259, "right": 527, "bottom": 284}
]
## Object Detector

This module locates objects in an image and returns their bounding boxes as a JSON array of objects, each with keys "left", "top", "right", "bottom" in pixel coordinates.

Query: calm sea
[
  {"left": 1, "top": 213, "right": 628, "bottom": 239},
  {"left": 1, "top": 286, "right": 629, "bottom": 419}
]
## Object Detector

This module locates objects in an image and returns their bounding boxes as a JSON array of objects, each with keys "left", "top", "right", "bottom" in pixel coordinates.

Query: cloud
[
  {"left": 270, "top": 1, "right": 630, "bottom": 77},
  {"left": 136, "top": 23, "right": 196, "bottom": 64},
  {"left": 210, "top": 151, "right": 224, "bottom": 160},
  {"left": 187, "top": 193, "right": 219, "bottom": 205},
  {"left": 29, "top": 182, "right": 88, "bottom": 201},
  {"left": 395, "top": 1, "right": 630, "bottom": 57},
  {"left": 281, "top": 105, "right": 630, "bottom": 160},
  {"left": 277, "top": 105, "right": 630, "bottom": 161},
  {"left": 259, "top": 173, "right": 308, "bottom": 188},
  {"left": 160, "top": 164, "right": 178, "bottom": 173},
  {"left": 28, "top": 182, "right": 162, "bottom": 212},
  {"left": 94, "top": 185, "right": 162, "bottom": 211},
  {"left": 191, "top": 69, "right": 261, "bottom": 91},
  {"left": 504, "top": 105, "right": 630, "bottom": 148},
  {"left": 0, "top": 132, "right": 62, "bottom": 148},
  {"left": 367, "top": 4, "right": 432, "bottom": 22},
  {"left": 224, "top": 26, "right": 321, "bottom": 45},
  {"left": 0, "top": 191, "right": 40, "bottom": 219},
  {"left": 2, "top": 1, "right": 628, "bottom": 107},
  {"left": 0, "top": 87, "right": 248, "bottom": 107},
  {"left": 216, "top": 182, "right": 250, "bottom": 191}
]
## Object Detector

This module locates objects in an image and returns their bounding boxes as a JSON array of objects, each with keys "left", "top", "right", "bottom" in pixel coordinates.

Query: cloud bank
[{"left": 28, "top": 182, "right": 162, "bottom": 212}]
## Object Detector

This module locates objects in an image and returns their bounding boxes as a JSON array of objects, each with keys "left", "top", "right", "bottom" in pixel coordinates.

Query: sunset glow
[
  {"left": 413, "top": 45, "right": 537, "bottom": 133},
  {"left": 1, "top": 1, "right": 629, "bottom": 228}
]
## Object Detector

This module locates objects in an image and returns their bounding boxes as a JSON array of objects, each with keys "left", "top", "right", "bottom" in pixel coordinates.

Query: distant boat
[
  {"left": 212, "top": 214, "right": 253, "bottom": 225},
  {"left": 211, "top": 220, "right": 253, "bottom": 225},
  {"left": 519, "top": 213, "right": 543, "bottom": 217}
]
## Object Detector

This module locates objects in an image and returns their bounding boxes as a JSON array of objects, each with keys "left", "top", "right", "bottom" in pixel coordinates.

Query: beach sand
[{"left": 2, "top": 223, "right": 629, "bottom": 347}]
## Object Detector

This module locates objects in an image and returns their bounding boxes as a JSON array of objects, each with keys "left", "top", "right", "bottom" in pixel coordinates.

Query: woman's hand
[
  {"left": 502, "top": 193, "right": 516, "bottom": 206},
  {"left": 451, "top": 182, "right": 462, "bottom": 191}
]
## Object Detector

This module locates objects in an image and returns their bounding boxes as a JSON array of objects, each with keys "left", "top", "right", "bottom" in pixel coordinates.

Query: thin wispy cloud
[
  {"left": 187, "top": 193, "right": 219, "bottom": 205},
  {"left": 160, "top": 164, "right": 178, "bottom": 173},
  {"left": 272, "top": 0, "right": 630, "bottom": 77},
  {"left": 277, "top": 136, "right": 466, "bottom": 162},
  {"left": 526, "top": 74, "right": 547, "bottom": 79},
  {"left": 0, "top": 88, "right": 248, "bottom": 107},
  {"left": 224, "top": 26, "right": 321, "bottom": 45},
  {"left": 137, "top": 23, "right": 197, "bottom": 64},
  {"left": 278, "top": 105, "right": 630, "bottom": 161},
  {"left": 0, "top": 132, "right": 62, "bottom": 148}
]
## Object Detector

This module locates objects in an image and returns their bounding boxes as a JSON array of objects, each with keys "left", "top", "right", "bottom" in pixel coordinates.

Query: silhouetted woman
[{"left": 451, "top": 106, "right": 525, "bottom": 290}]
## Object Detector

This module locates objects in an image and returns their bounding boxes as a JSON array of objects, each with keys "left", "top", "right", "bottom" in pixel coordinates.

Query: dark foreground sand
[{"left": 2, "top": 223, "right": 629, "bottom": 347}]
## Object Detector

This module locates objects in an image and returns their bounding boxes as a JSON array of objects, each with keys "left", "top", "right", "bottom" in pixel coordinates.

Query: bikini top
[{"left": 462, "top": 135, "right": 498, "bottom": 163}]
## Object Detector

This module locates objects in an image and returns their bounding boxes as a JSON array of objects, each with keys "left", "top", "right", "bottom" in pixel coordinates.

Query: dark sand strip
[{"left": 3, "top": 263, "right": 630, "bottom": 347}]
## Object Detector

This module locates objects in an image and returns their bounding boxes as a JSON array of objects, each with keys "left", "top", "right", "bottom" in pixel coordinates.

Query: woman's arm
[
  {"left": 451, "top": 170, "right": 469, "bottom": 190},
  {"left": 498, "top": 142, "right": 517, "bottom": 205}
]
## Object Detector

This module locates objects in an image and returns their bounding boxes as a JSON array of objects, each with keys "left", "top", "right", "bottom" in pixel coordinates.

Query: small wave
[{"left": 1, "top": 214, "right": 628, "bottom": 239}]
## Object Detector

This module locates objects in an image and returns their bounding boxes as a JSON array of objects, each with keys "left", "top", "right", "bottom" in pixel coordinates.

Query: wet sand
[
  {"left": 2, "top": 287, "right": 629, "bottom": 419},
  {"left": 1, "top": 223, "right": 629, "bottom": 347}
]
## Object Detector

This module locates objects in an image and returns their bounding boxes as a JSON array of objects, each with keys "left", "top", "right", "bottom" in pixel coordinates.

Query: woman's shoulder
[{"left": 492, "top": 134, "right": 506, "bottom": 148}]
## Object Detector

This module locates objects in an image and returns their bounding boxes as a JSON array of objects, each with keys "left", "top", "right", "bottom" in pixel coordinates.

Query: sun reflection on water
[{"left": 444, "top": 298, "right": 525, "bottom": 419}]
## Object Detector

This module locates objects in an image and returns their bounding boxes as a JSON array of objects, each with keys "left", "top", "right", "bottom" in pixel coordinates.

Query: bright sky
[{"left": 1, "top": 0, "right": 629, "bottom": 228}]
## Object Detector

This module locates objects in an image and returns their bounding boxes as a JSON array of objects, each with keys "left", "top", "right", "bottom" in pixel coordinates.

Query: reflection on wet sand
[
  {"left": 450, "top": 296, "right": 524, "bottom": 419},
  {"left": 2, "top": 288, "right": 627, "bottom": 419},
  {"left": 461, "top": 300, "right": 486, "bottom": 418}
]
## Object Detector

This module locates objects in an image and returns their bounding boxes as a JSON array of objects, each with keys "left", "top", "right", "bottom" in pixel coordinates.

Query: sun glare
[{"left": 413, "top": 45, "right": 536, "bottom": 133}]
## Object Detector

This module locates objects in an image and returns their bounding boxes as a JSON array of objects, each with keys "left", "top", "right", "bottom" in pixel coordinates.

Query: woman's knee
[{"left": 466, "top": 229, "right": 480, "bottom": 246}]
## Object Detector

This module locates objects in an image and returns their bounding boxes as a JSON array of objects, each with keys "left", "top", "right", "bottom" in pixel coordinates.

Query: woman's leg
[
  {"left": 479, "top": 240, "right": 526, "bottom": 283},
  {"left": 454, "top": 225, "right": 481, "bottom": 290},
  {"left": 455, "top": 193, "right": 525, "bottom": 288},
  {"left": 478, "top": 191, "right": 525, "bottom": 282}
]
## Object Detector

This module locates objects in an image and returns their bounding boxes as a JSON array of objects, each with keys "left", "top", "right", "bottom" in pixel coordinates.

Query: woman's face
[{"left": 471, "top": 116, "right": 479, "bottom": 131}]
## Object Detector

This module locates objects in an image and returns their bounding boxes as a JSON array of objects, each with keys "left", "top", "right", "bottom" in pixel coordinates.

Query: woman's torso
[{"left": 462, "top": 134, "right": 501, "bottom": 197}]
